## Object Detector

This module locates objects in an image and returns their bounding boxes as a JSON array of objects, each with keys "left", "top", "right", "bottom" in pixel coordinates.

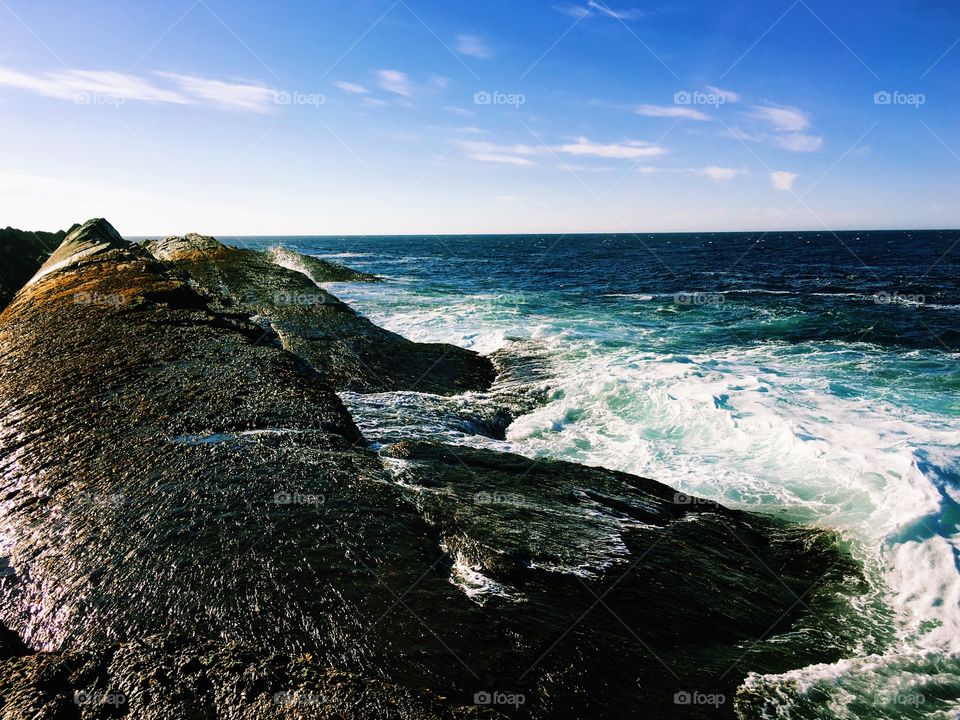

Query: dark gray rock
[
  {"left": 0, "top": 635, "right": 505, "bottom": 719},
  {"left": 140, "top": 233, "right": 495, "bottom": 395},
  {"left": 0, "top": 224, "right": 74, "bottom": 311}
]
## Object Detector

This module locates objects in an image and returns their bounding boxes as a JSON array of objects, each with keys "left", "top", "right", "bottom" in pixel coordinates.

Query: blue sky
[{"left": 0, "top": 0, "right": 958, "bottom": 234}]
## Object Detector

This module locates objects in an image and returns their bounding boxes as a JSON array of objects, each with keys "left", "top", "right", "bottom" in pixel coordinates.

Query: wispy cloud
[
  {"left": 729, "top": 104, "right": 823, "bottom": 153},
  {"left": 553, "top": 1, "right": 646, "bottom": 20},
  {"left": 462, "top": 136, "right": 666, "bottom": 165},
  {"left": 0, "top": 67, "right": 187, "bottom": 104},
  {"left": 751, "top": 105, "right": 810, "bottom": 132},
  {"left": 706, "top": 85, "right": 739, "bottom": 103},
  {"left": 556, "top": 136, "right": 666, "bottom": 159},
  {"left": 697, "top": 166, "right": 741, "bottom": 180},
  {"left": 156, "top": 72, "right": 277, "bottom": 112},
  {"left": 770, "top": 170, "right": 798, "bottom": 191},
  {"left": 773, "top": 133, "right": 823, "bottom": 152},
  {"left": 334, "top": 80, "right": 368, "bottom": 94},
  {"left": 637, "top": 104, "right": 711, "bottom": 121},
  {"left": 455, "top": 34, "right": 492, "bottom": 59},
  {"left": 470, "top": 153, "right": 534, "bottom": 166},
  {"left": 462, "top": 140, "right": 536, "bottom": 166},
  {"left": 0, "top": 66, "right": 280, "bottom": 112},
  {"left": 375, "top": 69, "right": 414, "bottom": 97}
]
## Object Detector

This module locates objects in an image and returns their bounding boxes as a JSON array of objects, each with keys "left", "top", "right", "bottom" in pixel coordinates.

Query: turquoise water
[{"left": 230, "top": 232, "right": 960, "bottom": 718}]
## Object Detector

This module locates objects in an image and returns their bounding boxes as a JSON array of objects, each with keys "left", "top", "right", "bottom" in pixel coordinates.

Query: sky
[{"left": 0, "top": 0, "right": 959, "bottom": 235}]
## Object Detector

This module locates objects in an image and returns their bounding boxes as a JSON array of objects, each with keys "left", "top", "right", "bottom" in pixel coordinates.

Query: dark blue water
[{"left": 232, "top": 230, "right": 960, "bottom": 352}]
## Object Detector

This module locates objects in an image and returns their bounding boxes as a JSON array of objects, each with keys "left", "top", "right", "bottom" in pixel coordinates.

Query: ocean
[{"left": 227, "top": 230, "right": 960, "bottom": 718}]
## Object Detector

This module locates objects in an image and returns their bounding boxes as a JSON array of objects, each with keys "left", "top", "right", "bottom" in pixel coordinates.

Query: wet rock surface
[
  {"left": 0, "top": 219, "right": 866, "bottom": 718},
  {"left": 142, "top": 233, "right": 495, "bottom": 395}
]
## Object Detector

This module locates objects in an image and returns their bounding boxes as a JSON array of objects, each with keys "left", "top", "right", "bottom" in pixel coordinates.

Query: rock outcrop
[
  {"left": 0, "top": 219, "right": 868, "bottom": 718},
  {"left": 142, "top": 233, "right": 495, "bottom": 395},
  {"left": 0, "top": 225, "right": 73, "bottom": 310}
]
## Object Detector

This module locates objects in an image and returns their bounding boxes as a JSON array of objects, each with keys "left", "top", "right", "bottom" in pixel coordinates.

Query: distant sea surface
[{"left": 226, "top": 231, "right": 960, "bottom": 718}]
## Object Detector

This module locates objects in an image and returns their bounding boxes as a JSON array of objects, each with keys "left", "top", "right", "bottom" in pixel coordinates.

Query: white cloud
[
  {"left": 637, "top": 104, "right": 711, "bottom": 121},
  {"left": 752, "top": 105, "right": 810, "bottom": 132},
  {"left": 156, "top": 72, "right": 277, "bottom": 112},
  {"left": 0, "top": 66, "right": 282, "bottom": 112},
  {"left": 774, "top": 133, "right": 823, "bottom": 152},
  {"left": 0, "top": 67, "right": 187, "bottom": 104},
  {"left": 698, "top": 166, "right": 741, "bottom": 180},
  {"left": 455, "top": 35, "right": 492, "bottom": 59},
  {"left": 706, "top": 85, "right": 739, "bottom": 103},
  {"left": 463, "top": 136, "right": 666, "bottom": 165},
  {"left": 462, "top": 140, "right": 535, "bottom": 166},
  {"left": 556, "top": 136, "right": 667, "bottom": 159},
  {"left": 730, "top": 105, "right": 823, "bottom": 153},
  {"left": 334, "top": 81, "right": 368, "bottom": 94},
  {"left": 587, "top": 0, "right": 646, "bottom": 20},
  {"left": 553, "top": 1, "right": 646, "bottom": 20},
  {"left": 770, "top": 171, "right": 798, "bottom": 191},
  {"left": 468, "top": 152, "right": 533, "bottom": 166},
  {"left": 375, "top": 69, "right": 413, "bottom": 97},
  {"left": 553, "top": 4, "right": 592, "bottom": 18}
]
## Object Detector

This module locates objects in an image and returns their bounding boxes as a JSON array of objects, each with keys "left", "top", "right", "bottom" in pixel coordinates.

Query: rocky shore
[
  {"left": 0, "top": 225, "right": 71, "bottom": 310},
  {"left": 0, "top": 219, "right": 867, "bottom": 718}
]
